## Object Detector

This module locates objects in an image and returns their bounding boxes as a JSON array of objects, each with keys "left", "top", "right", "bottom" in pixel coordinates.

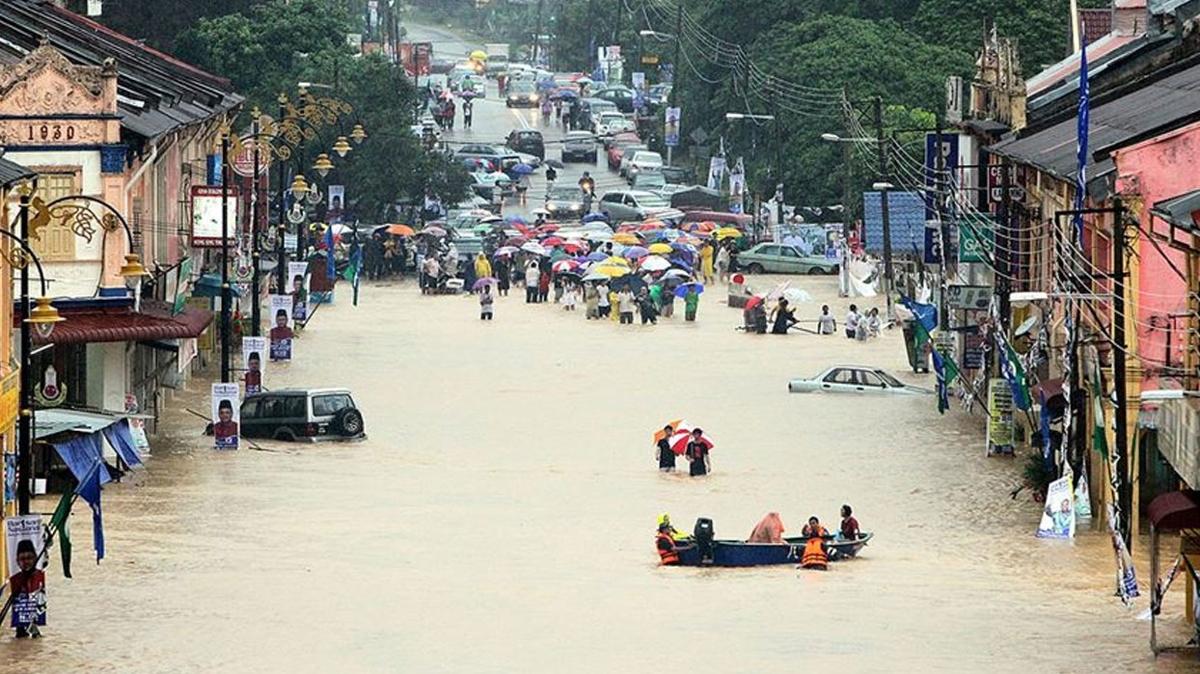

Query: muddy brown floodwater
[{"left": 3, "top": 274, "right": 1195, "bottom": 673}]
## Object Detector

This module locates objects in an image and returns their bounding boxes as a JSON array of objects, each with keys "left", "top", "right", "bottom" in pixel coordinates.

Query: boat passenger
[
  {"left": 800, "top": 516, "right": 829, "bottom": 570},
  {"left": 747, "top": 512, "right": 786, "bottom": 544},
  {"left": 839, "top": 504, "right": 860, "bottom": 541},
  {"left": 656, "top": 522, "right": 681, "bottom": 565},
  {"left": 657, "top": 513, "right": 689, "bottom": 541}
]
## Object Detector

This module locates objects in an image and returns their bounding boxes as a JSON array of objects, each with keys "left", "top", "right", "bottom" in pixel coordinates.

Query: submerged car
[
  {"left": 240, "top": 388, "right": 366, "bottom": 441},
  {"left": 737, "top": 242, "right": 837, "bottom": 275},
  {"left": 788, "top": 367, "right": 932, "bottom": 395}
]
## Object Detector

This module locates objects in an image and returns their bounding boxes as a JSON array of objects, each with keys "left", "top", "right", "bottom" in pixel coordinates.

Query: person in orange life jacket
[
  {"left": 655, "top": 522, "right": 681, "bottom": 565},
  {"left": 800, "top": 516, "right": 829, "bottom": 570}
]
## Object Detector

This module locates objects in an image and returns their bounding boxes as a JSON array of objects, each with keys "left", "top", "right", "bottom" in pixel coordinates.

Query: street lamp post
[
  {"left": 726, "top": 110, "right": 781, "bottom": 236},
  {"left": 220, "top": 127, "right": 232, "bottom": 383}
]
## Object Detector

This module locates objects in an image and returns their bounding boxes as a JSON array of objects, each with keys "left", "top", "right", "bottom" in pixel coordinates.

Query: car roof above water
[{"left": 246, "top": 388, "right": 353, "bottom": 399}]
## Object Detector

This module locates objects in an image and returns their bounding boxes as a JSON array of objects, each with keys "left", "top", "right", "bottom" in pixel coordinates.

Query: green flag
[
  {"left": 47, "top": 489, "right": 73, "bottom": 578},
  {"left": 1091, "top": 360, "right": 1108, "bottom": 459}
]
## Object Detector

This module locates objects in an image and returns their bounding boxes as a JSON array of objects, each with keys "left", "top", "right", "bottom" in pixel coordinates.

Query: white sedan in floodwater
[{"left": 788, "top": 366, "right": 933, "bottom": 395}]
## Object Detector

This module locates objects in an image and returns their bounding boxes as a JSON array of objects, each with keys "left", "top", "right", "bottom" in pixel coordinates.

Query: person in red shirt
[{"left": 840, "top": 504, "right": 860, "bottom": 541}]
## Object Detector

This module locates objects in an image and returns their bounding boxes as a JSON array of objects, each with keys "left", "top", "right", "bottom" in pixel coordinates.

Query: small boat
[{"left": 673, "top": 533, "right": 873, "bottom": 567}]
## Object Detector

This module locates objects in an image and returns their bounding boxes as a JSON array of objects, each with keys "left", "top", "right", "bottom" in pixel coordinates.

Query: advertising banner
[
  {"left": 1036, "top": 474, "right": 1076, "bottom": 539},
  {"left": 5, "top": 514, "right": 47, "bottom": 629},
  {"left": 242, "top": 337, "right": 267, "bottom": 396},
  {"left": 210, "top": 383, "right": 240, "bottom": 450},
  {"left": 287, "top": 261, "right": 310, "bottom": 323},
  {"left": 268, "top": 295, "right": 294, "bottom": 361},
  {"left": 664, "top": 107, "right": 681, "bottom": 147},
  {"left": 986, "top": 378, "right": 1014, "bottom": 456},
  {"left": 191, "top": 186, "right": 241, "bottom": 248},
  {"left": 327, "top": 185, "right": 345, "bottom": 225},
  {"left": 706, "top": 156, "right": 726, "bottom": 191}
]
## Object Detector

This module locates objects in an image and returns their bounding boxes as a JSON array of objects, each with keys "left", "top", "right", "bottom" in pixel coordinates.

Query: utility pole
[
  {"left": 996, "top": 159, "right": 1013, "bottom": 331},
  {"left": 276, "top": 95, "right": 289, "bottom": 294},
  {"left": 535, "top": 0, "right": 545, "bottom": 66},
  {"left": 250, "top": 116, "right": 262, "bottom": 336},
  {"left": 614, "top": 0, "right": 622, "bottom": 47},
  {"left": 1112, "top": 198, "right": 1132, "bottom": 549},
  {"left": 840, "top": 87, "right": 854, "bottom": 298},
  {"left": 16, "top": 189, "right": 31, "bottom": 516},
  {"left": 220, "top": 129, "right": 232, "bottom": 384},
  {"left": 666, "top": 4, "right": 682, "bottom": 167},
  {"left": 771, "top": 91, "right": 783, "bottom": 229},
  {"left": 874, "top": 96, "right": 895, "bottom": 321},
  {"left": 934, "top": 113, "right": 948, "bottom": 329}
]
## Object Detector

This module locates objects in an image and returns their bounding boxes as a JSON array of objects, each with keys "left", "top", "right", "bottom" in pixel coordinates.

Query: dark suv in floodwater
[{"left": 240, "top": 388, "right": 365, "bottom": 441}]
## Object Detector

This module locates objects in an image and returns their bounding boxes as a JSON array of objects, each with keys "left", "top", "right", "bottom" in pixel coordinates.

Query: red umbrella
[
  {"left": 504, "top": 236, "right": 527, "bottom": 247},
  {"left": 538, "top": 224, "right": 561, "bottom": 234},
  {"left": 562, "top": 242, "right": 585, "bottom": 254},
  {"left": 541, "top": 236, "right": 565, "bottom": 247},
  {"left": 668, "top": 428, "right": 714, "bottom": 456},
  {"left": 745, "top": 296, "right": 764, "bottom": 311}
]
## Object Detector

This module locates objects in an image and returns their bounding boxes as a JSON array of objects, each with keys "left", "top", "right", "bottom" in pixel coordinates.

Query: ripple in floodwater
[{"left": 5, "top": 273, "right": 1190, "bottom": 673}]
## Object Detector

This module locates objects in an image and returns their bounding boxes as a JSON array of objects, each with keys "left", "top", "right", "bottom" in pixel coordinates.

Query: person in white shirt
[
  {"left": 844, "top": 304, "right": 860, "bottom": 339},
  {"left": 524, "top": 262, "right": 540, "bottom": 303},
  {"left": 597, "top": 282, "right": 611, "bottom": 318},
  {"left": 817, "top": 304, "right": 837, "bottom": 335},
  {"left": 617, "top": 289, "right": 636, "bottom": 324}
]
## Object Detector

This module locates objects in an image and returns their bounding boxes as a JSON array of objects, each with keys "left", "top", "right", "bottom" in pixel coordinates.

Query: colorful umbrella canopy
[
  {"left": 648, "top": 243, "right": 673, "bottom": 255},
  {"left": 541, "top": 236, "right": 565, "bottom": 247},
  {"left": 662, "top": 268, "right": 691, "bottom": 280},
  {"left": 640, "top": 256, "right": 670, "bottom": 272},
  {"left": 385, "top": 223, "right": 415, "bottom": 236},
  {"left": 470, "top": 49, "right": 488, "bottom": 60},
  {"left": 511, "top": 163, "right": 537, "bottom": 175},
  {"left": 537, "top": 224, "right": 561, "bottom": 234},
  {"left": 654, "top": 419, "right": 686, "bottom": 444},
  {"left": 421, "top": 226, "right": 447, "bottom": 237},
  {"left": 552, "top": 260, "right": 579, "bottom": 273},
  {"left": 591, "top": 263, "right": 630, "bottom": 278},
  {"left": 562, "top": 242, "right": 586, "bottom": 254},
  {"left": 494, "top": 246, "right": 519, "bottom": 257},
  {"left": 585, "top": 251, "right": 607, "bottom": 262},
  {"left": 582, "top": 212, "right": 610, "bottom": 224},
  {"left": 783, "top": 288, "right": 815, "bottom": 304},
  {"left": 521, "top": 241, "right": 548, "bottom": 256},
  {"left": 506, "top": 215, "right": 529, "bottom": 225},
  {"left": 637, "top": 222, "right": 663, "bottom": 232},
  {"left": 472, "top": 277, "right": 498, "bottom": 291},
  {"left": 674, "top": 282, "right": 705, "bottom": 298},
  {"left": 504, "top": 236, "right": 527, "bottom": 247},
  {"left": 603, "top": 256, "right": 631, "bottom": 267},
  {"left": 459, "top": 90, "right": 480, "bottom": 99},
  {"left": 613, "top": 232, "right": 640, "bottom": 245},
  {"left": 668, "top": 427, "right": 715, "bottom": 455},
  {"left": 479, "top": 215, "right": 504, "bottom": 223},
  {"left": 714, "top": 227, "right": 743, "bottom": 240},
  {"left": 683, "top": 221, "right": 717, "bottom": 233},
  {"left": 623, "top": 246, "right": 649, "bottom": 259},
  {"left": 745, "top": 295, "right": 765, "bottom": 311}
]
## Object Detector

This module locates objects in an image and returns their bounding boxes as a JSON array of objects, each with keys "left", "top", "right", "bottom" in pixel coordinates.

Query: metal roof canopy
[
  {"left": 1150, "top": 187, "right": 1200, "bottom": 232},
  {"left": 0, "top": 157, "right": 33, "bottom": 187},
  {"left": 34, "top": 407, "right": 122, "bottom": 440}
]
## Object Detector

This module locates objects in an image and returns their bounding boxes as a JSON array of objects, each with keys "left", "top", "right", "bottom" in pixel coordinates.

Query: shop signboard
[
  {"left": 191, "top": 186, "right": 241, "bottom": 248},
  {"left": 986, "top": 378, "right": 1014, "bottom": 456}
]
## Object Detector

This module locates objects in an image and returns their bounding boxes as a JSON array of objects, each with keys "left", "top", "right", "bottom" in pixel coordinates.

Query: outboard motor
[{"left": 694, "top": 518, "right": 715, "bottom": 564}]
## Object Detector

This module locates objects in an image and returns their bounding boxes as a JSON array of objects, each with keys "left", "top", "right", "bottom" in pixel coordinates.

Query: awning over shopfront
[
  {"left": 1147, "top": 490, "right": 1200, "bottom": 530},
  {"left": 193, "top": 273, "right": 245, "bottom": 299},
  {"left": 1150, "top": 188, "right": 1200, "bottom": 232},
  {"left": 36, "top": 409, "right": 145, "bottom": 482},
  {"left": 24, "top": 299, "right": 212, "bottom": 345}
]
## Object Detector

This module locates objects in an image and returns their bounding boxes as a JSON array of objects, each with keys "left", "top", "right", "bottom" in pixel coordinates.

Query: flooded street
[{"left": 5, "top": 274, "right": 1190, "bottom": 673}]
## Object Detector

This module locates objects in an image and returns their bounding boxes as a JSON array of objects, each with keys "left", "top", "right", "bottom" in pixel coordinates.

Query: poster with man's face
[
  {"left": 328, "top": 184, "right": 345, "bottom": 224},
  {"left": 268, "top": 295, "right": 294, "bottom": 361},
  {"left": 5, "top": 515, "right": 46, "bottom": 628},
  {"left": 242, "top": 337, "right": 267, "bottom": 396},
  {"left": 211, "top": 382, "right": 240, "bottom": 450},
  {"left": 287, "top": 261, "right": 310, "bottom": 322}
]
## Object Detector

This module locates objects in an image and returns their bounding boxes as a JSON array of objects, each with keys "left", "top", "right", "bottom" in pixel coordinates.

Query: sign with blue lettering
[{"left": 862, "top": 191, "right": 926, "bottom": 255}]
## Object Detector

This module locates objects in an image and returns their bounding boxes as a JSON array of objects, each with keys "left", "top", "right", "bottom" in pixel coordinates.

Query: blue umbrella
[
  {"left": 553, "top": 89, "right": 580, "bottom": 100},
  {"left": 669, "top": 257, "right": 693, "bottom": 272},
  {"left": 582, "top": 212, "right": 610, "bottom": 224},
  {"left": 511, "top": 163, "right": 536, "bottom": 175},
  {"left": 586, "top": 251, "right": 608, "bottom": 262},
  {"left": 674, "top": 282, "right": 705, "bottom": 298},
  {"left": 505, "top": 215, "right": 528, "bottom": 225}
]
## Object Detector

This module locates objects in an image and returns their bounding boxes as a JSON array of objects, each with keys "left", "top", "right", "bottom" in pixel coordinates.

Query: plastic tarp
[
  {"left": 51, "top": 434, "right": 112, "bottom": 485},
  {"left": 102, "top": 420, "right": 144, "bottom": 469}
]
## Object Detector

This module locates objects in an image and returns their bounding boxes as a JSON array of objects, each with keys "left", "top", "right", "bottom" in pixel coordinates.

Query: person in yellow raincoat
[
  {"left": 699, "top": 242, "right": 715, "bottom": 284},
  {"left": 474, "top": 253, "right": 492, "bottom": 285}
]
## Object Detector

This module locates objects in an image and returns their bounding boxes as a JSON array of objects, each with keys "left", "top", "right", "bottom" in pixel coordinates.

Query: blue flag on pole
[
  {"left": 1072, "top": 34, "right": 1090, "bottom": 245},
  {"left": 325, "top": 226, "right": 336, "bottom": 281},
  {"left": 74, "top": 461, "right": 105, "bottom": 563}
]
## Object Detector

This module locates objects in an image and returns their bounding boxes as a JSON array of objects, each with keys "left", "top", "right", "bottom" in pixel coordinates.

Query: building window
[{"left": 31, "top": 172, "right": 78, "bottom": 262}]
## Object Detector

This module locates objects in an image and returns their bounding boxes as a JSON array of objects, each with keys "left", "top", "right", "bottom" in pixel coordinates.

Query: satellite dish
[{"left": 1015, "top": 315, "right": 1038, "bottom": 338}]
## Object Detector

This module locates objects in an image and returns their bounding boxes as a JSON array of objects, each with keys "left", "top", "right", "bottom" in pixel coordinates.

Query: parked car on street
[
  {"left": 736, "top": 242, "right": 837, "bottom": 275},
  {"left": 240, "top": 388, "right": 366, "bottom": 441},
  {"left": 788, "top": 366, "right": 932, "bottom": 395},
  {"left": 544, "top": 185, "right": 587, "bottom": 220},
  {"left": 626, "top": 150, "right": 664, "bottom": 179},
  {"left": 629, "top": 171, "right": 667, "bottom": 192},
  {"left": 561, "top": 131, "right": 598, "bottom": 163},
  {"left": 595, "top": 111, "right": 636, "bottom": 137},
  {"left": 617, "top": 143, "right": 649, "bottom": 176},
  {"left": 506, "top": 129, "right": 545, "bottom": 159},
  {"left": 660, "top": 165, "right": 691, "bottom": 184},
  {"left": 606, "top": 134, "right": 643, "bottom": 170},
  {"left": 455, "top": 143, "right": 504, "bottom": 169},
  {"left": 599, "top": 190, "right": 675, "bottom": 221}
]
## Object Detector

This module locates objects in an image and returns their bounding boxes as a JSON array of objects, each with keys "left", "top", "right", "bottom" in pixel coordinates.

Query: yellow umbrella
[
  {"left": 470, "top": 50, "right": 488, "bottom": 61},
  {"left": 592, "top": 264, "right": 630, "bottom": 278},
  {"left": 715, "top": 227, "right": 744, "bottom": 240},
  {"left": 603, "top": 256, "right": 631, "bottom": 267},
  {"left": 653, "top": 419, "right": 685, "bottom": 444},
  {"left": 648, "top": 243, "right": 673, "bottom": 255},
  {"left": 613, "top": 232, "right": 640, "bottom": 245}
]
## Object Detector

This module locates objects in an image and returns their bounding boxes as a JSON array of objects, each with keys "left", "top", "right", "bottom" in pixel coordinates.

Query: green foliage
[{"left": 173, "top": 0, "right": 469, "bottom": 222}]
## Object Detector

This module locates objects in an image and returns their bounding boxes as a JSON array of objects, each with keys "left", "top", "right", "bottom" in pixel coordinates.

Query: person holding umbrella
[
  {"left": 655, "top": 424, "right": 676, "bottom": 472},
  {"left": 686, "top": 428, "right": 712, "bottom": 477},
  {"left": 462, "top": 96, "right": 474, "bottom": 128},
  {"left": 682, "top": 284, "right": 702, "bottom": 322}
]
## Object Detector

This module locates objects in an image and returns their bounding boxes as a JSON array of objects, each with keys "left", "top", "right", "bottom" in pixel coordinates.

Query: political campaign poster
[
  {"left": 242, "top": 337, "right": 267, "bottom": 396},
  {"left": 287, "top": 261, "right": 310, "bottom": 323},
  {"left": 327, "top": 185, "right": 345, "bottom": 225},
  {"left": 1036, "top": 474, "right": 1076, "bottom": 539},
  {"left": 3, "top": 452, "right": 14, "bottom": 507},
  {"left": 211, "top": 383, "right": 240, "bottom": 450},
  {"left": 986, "top": 378, "right": 1014, "bottom": 456},
  {"left": 664, "top": 107, "right": 681, "bottom": 147},
  {"left": 6, "top": 514, "right": 46, "bottom": 629},
  {"left": 728, "top": 158, "right": 746, "bottom": 213},
  {"left": 268, "top": 295, "right": 294, "bottom": 361},
  {"left": 706, "top": 155, "right": 726, "bottom": 191}
]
